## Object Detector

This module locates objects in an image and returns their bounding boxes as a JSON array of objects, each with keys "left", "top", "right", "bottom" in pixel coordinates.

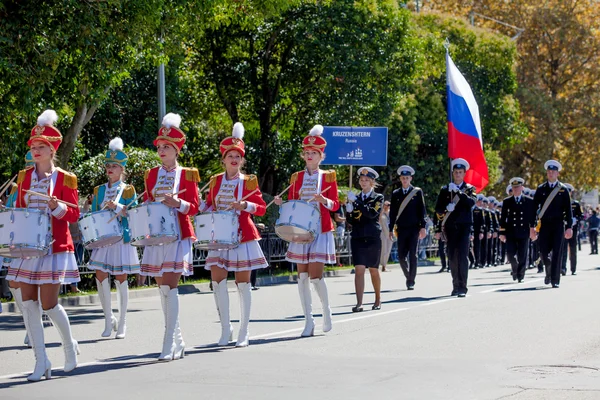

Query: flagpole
[{"left": 445, "top": 38, "right": 452, "bottom": 184}]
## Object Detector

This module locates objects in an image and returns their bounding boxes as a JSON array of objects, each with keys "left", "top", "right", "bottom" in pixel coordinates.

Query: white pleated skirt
[
  {"left": 140, "top": 238, "right": 193, "bottom": 277},
  {"left": 205, "top": 240, "right": 268, "bottom": 272},
  {"left": 89, "top": 241, "right": 140, "bottom": 275},
  {"left": 286, "top": 231, "right": 336, "bottom": 265},
  {"left": 6, "top": 252, "right": 80, "bottom": 284}
]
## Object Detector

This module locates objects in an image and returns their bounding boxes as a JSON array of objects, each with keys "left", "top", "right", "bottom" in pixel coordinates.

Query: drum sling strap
[
  {"left": 536, "top": 184, "right": 561, "bottom": 232},
  {"left": 394, "top": 187, "right": 421, "bottom": 225}
]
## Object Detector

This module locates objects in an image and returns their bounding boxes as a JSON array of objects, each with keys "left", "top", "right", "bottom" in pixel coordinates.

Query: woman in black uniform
[{"left": 345, "top": 167, "right": 384, "bottom": 312}]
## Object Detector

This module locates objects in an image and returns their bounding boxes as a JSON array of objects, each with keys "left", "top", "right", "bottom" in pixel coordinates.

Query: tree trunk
[{"left": 57, "top": 102, "right": 99, "bottom": 169}]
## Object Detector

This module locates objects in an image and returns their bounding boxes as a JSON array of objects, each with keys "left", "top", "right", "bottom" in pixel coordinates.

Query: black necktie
[{"left": 403, "top": 189, "right": 407, "bottom": 195}]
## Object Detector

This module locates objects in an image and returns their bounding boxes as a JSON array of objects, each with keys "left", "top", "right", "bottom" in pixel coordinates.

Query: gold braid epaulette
[
  {"left": 123, "top": 184, "right": 136, "bottom": 199},
  {"left": 8, "top": 182, "right": 17, "bottom": 196},
  {"left": 93, "top": 185, "right": 100, "bottom": 202},
  {"left": 57, "top": 168, "right": 77, "bottom": 189},
  {"left": 184, "top": 167, "right": 200, "bottom": 183},
  {"left": 209, "top": 173, "right": 223, "bottom": 192},
  {"left": 144, "top": 169, "right": 150, "bottom": 182},
  {"left": 290, "top": 172, "right": 299, "bottom": 185},
  {"left": 243, "top": 174, "right": 258, "bottom": 191},
  {"left": 17, "top": 169, "right": 28, "bottom": 185},
  {"left": 325, "top": 169, "right": 337, "bottom": 183}
]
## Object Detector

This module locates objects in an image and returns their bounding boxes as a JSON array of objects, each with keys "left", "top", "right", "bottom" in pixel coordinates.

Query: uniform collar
[{"left": 161, "top": 162, "right": 179, "bottom": 172}]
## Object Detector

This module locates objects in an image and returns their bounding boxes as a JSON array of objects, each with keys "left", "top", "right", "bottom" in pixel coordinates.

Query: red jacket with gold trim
[
  {"left": 143, "top": 166, "right": 200, "bottom": 241},
  {"left": 287, "top": 169, "right": 339, "bottom": 233},
  {"left": 201, "top": 173, "right": 266, "bottom": 244},
  {"left": 15, "top": 167, "right": 80, "bottom": 254}
]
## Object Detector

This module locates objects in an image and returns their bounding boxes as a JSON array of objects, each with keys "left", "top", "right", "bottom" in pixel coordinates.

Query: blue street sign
[{"left": 322, "top": 126, "right": 388, "bottom": 166}]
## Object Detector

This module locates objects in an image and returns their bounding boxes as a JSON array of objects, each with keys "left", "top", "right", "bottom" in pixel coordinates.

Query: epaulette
[
  {"left": 57, "top": 168, "right": 77, "bottom": 189},
  {"left": 17, "top": 168, "right": 29, "bottom": 185},
  {"left": 8, "top": 182, "right": 17, "bottom": 196},
  {"left": 184, "top": 167, "right": 200, "bottom": 183},
  {"left": 243, "top": 174, "right": 259, "bottom": 191},
  {"left": 123, "top": 184, "right": 136, "bottom": 199},
  {"left": 209, "top": 173, "right": 224, "bottom": 191},
  {"left": 325, "top": 169, "right": 337, "bottom": 183},
  {"left": 144, "top": 169, "right": 150, "bottom": 182},
  {"left": 93, "top": 185, "right": 100, "bottom": 201},
  {"left": 290, "top": 172, "right": 299, "bottom": 185}
]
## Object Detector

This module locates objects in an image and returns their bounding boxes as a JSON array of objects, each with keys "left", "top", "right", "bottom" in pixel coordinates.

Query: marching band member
[
  {"left": 201, "top": 122, "right": 268, "bottom": 347},
  {"left": 345, "top": 167, "right": 384, "bottom": 311},
  {"left": 6, "top": 110, "right": 80, "bottom": 381},
  {"left": 88, "top": 138, "right": 139, "bottom": 339},
  {"left": 5, "top": 151, "right": 36, "bottom": 347},
  {"left": 141, "top": 113, "right": 200, "bottom": 360},
  {"left": 274, "top": 124, "right": 339, "bottom": 337}
]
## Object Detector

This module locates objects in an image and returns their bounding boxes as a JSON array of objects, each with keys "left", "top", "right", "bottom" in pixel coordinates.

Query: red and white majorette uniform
[
  {"left": 141, "top": 113, "right": 199, "bottom": 361},
  {"left": 7, "top": 110, "right": 80, "bottom": 382},
  {"left": 284, "top": 124, "right": 338, "bottom": 337},
  {"left": 200, "top": 122, "right": 267, "bottom": 347}
]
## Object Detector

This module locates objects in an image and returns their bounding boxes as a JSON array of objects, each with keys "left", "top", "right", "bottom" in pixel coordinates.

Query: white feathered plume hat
[
  {"left": 220, "top": 122, "right": 246, "bottom": 157},
  {"left": 154, "top": 112, "right": 186, "bottom": 152},
  {"left": 105, "top": 137, "right": 128, "bottom": 167},
  {"left": 302, "top": 124, "right": 327, "bottom": 154},
  {"left": 28, "top": 109, "right": 62, "bottom": 151}
]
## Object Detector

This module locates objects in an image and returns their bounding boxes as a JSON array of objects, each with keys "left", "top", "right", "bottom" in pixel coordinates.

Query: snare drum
[
  {"left": 128, "top": 202, "right": 179, "bottom": 246},
  {"left": 275, "top": 200, "right": 321, "bottom": 243},
  {"left": 194, "top": 211, "right": 239, "bottom": 250},
  {"left": 78, "top": 210, "right": 123, "bottom": 250},
  {"left": 0, "top": 208, "right": 51, "bottom": 258}
]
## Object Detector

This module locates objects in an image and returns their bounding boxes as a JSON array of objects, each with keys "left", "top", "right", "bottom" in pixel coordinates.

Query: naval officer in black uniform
[
  {"left": 499, "top": 178, "right": 535, "bottom": 283},
  {"left": 434, "top": 158, "right": 476, "bottom": 297},
  {"left": 531, "top": 160, "right": 573, "bottom": 288},
  {"left": 388, "top": 165, "right": 427, "bottom": 290},
  {"left": 472, "top": 194, "right": 487, "bottom": 269},
  {"left": 346, "top": 167, "right": 384, "bottom": 311},
  {"left": 560, "top": 183, "right": 583, "bottom": 275}
]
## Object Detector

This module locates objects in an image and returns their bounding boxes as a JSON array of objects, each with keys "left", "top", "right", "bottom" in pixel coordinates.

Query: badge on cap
[
  {"left": 357, "top": 167, "right": 379, "bottom": 180},
  {"left": 451, "top": 158, "right": 470, "bottom": 171},
  {"left": 397, "top": 165, "right": 415, "bottom": 176},
  {"left": 544, "top": 160, "right": 562, "bottom": 171}
]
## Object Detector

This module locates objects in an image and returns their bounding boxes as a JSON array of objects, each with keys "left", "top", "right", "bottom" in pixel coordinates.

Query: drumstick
[
  {"left": 199, "top": 181, "right": 210, "bottom": 193},
  {"left": 224, "top": 188, "right": 259, "bottom": 211},
  {"left": 106, "top": 190, "right": 147, "bottom": 224},
  {"left": 154, "top": 188, "right": 187, "bottom": 202},
  {"left": 0, "top": 174, "right": 17, "bottom": 198},
  {"left": 22, "top": 189, "right": 78, "bottom": 208},
  {"left": 307, "top": 185, "right": 331, "bottom": 203},
  {"left": 266, "top": 183, "right": 293, "bottom": 209}
]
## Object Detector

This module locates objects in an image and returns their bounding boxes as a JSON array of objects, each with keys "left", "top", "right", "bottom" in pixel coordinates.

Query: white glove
[
  {"left": 446, "top": 203, "right": 455, "bottom": 212},
  {"left": 449, "top": 183, "right": 459, "bottom": 192},
  {"left": 345, "top": 203, "right": 354, "bottom": 213},
  {"left": 572, "top": 217, "right": 577, "bottom": 227},
  {"left": 347, "top": 191, "right": 357, "bottom": 202}
]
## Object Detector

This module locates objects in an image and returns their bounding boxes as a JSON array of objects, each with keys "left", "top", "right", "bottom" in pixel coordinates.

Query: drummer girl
[
  {"left": 274, "top": 124, "right": 339, "bottom": 337},
  {"left": 201, "top": 122, "right": 268, "bottom": 348},
  {"left": 6, "top": 110, "right": 81, "bottom": 381},
  {"left": 88, "top": 138, "right": 139, "bottom": 339},
  {"left": 140, "top": 113, "right": 199, "bottom": 361}
]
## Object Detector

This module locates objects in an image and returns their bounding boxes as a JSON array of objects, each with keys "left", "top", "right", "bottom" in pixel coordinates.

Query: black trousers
[
  {"left": 589, "top": 230, "right": 598, "bottom": 254},
  {"left": 438, "top": 239, "right": 447, "bottom": 270},
  {"left": 473, "top": 235, "right": 482, "bottom": 267},
  {"left": 528, "top": 240, "right": 538, "bottom": 266},
  {"left": 506, "top": 236, "right": 529, "bottom": 280},
  {"left": 560, "top": 227, "right": 578, "bottom": 273},
  {"left": 478, "top": 235, "right": 488, "bottom": 266},
  {"left": 446, "top": 223, "right": 471, "bottom": 294},
  {"left": 397, "top": 227, "right": 420, "bottom": 286},
  {"left": 538, "top": 219, "right": 565, "bottom": 285}
]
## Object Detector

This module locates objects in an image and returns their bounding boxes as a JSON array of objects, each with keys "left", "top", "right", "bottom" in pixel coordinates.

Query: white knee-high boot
[
  {"left": 158, "top": 285, "right": 180, "bottom": 361},
  {"left": 22, "top": 300, "right": 51, "bottom": 381},
  {"left": 96, "top": 278, "right": 117, "bottom": 338},
  {"left": 236, "top": 282, "right": 251, "bottom": 347},
  {"left": 158, "top": 286, "right": 185, "bottom": 359},
  {"left": 298, "top": 273, "right": 314, "bottom": 337},
  {"left": 311, "top": 277, "right": 332, "bottom": 333},
  {"left": 9, "top": 287, "right": 30, "bottom": 346},
  {"left": 213, "top": 280, "right": 233, "bottom": 346},
  {"left": 115, "top": 280, "right": 128, "bottom": 339},
  {"left": 46, "top": 304, "right": 79, "bottom": 372}
]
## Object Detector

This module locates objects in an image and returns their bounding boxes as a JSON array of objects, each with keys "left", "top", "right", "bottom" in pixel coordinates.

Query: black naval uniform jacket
[
  {"left": 434, "top": 182, "right": 477, "bottom": 232},
  {"left": 571, "top": 200, "right": 583, "bottom": 230},
  {"left": 483, "top": 207, "right": 493, "bottom": 235},
  {"left": 473, "top": 206, "right": 486, "bottom": 236},
  {"left": 532, "top": 182, "right": 572, "bottom": 227},
  {"left": 345, "top": 191, "right": 384, "bottom": 238},
  {"left": 499, "top": 195, "right": 535, "bottom": 239},
  {"left": 388, "top": 185, "right": 427, "bottom": 232}
]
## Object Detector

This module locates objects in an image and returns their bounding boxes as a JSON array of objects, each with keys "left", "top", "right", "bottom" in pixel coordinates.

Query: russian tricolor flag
[{"left": 446, "top": 52, "right": 489, "bottom": 192}]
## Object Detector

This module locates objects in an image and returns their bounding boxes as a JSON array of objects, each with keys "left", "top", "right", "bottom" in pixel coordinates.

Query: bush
[{"left": 71, "top": 147, "right": 161, "bottom": 198}]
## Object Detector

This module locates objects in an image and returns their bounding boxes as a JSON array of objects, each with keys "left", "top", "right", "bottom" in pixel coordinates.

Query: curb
[{"left": 1, "top": 261, "right": 439, "bottom": 313}]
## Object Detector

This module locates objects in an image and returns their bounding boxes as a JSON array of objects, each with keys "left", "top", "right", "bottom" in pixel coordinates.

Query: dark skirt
[{"left": 351, "top": 236, "right": 382, "bottom": 268}]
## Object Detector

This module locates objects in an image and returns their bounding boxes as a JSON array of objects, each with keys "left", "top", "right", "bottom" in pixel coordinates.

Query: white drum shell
[
  {"left": 275, "top": 200, "right": 321, "bottom": 243},
  {"left": 0, "top": 208, "right": 51, "bottom": 258},
  {"left": 78, "top": 210, "right": 123, "bottom": 250},
  {"left": 194, "top": 211, "right": 240, "bottom": 250},
  {"left": 128, "top": 202, "right": 179, "bottom": 246}
]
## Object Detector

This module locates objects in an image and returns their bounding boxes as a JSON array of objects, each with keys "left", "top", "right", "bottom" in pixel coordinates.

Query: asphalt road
[{"left": 1, "top": 244, "right": 599, "bottom": 399}]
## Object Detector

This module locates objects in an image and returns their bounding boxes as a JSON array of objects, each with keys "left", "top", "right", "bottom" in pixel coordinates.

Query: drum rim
[
  {"left": 79, "top": 209, "right": 118, "bottom": 219},
  {"left": 0, "top": 243, "right": 50, "bottom": 258},
  {"left": 130, "top": 233, "right": 179, "bottom": 247},
  {"left": 194, "top": 210, "right": 239, "bottom": 218},
  {"left": 83, "top": 234, "right": 124, "bottom": 249}
]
